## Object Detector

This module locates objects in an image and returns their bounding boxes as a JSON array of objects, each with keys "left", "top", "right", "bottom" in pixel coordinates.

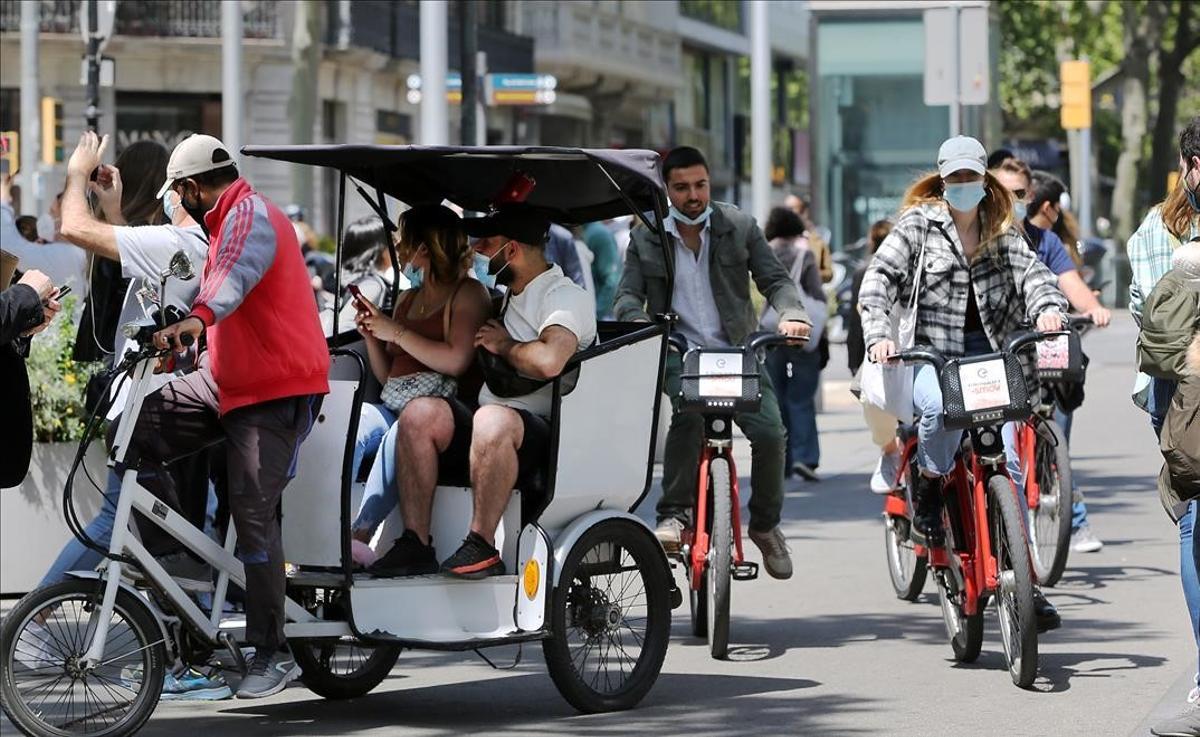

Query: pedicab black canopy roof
[{"left": 239, "top": 144, "right": 667, "bottom": 225}]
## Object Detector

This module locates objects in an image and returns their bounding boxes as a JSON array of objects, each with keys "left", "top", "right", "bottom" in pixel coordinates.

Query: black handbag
[
  {"left": 939, "top": 352, "right": 1033, "bottom": 431},
  {"left": 477, "top": 291, "right": 584, "bottom": 399}
]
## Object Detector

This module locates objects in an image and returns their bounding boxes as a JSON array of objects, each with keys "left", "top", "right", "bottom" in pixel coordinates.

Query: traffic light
[
  {"left": 1060, "top": 60, "right": 1091, "bottom": 130},
  {"left": 0, "top": 131, "right": 17, "bottom": 176},
  {"left": 41, "top": 97, "right": 63, "bottom": 164}
]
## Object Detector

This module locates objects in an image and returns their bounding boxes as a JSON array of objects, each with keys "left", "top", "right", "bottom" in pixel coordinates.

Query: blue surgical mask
[
  {"left": 670, "top": 204, "right": 713, "bottom": 227},
  {"left": 162, "top": 192, "right": 178, "bottom": 222},
  {"left": 473, "top": 252, "right": 496, "bottom": 288},
  {"left": 401, "top": 262, "right": 423, "bottom": 289},
  {"left": 944, "top": 181, "right": 986, "bottom": 212},
  {"left": 1013, "top": 200, "right": 1027, "bottom": 222}
]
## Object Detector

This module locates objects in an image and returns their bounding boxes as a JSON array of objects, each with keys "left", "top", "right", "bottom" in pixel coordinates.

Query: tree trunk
[
  {"left": 1111, "top": 1, "right": 1165, "bottom": 246},
  {"left": 288, "top": 1, "right": 321, "bottom": 216},
  {"left": 1149, "top": 0, "right": 1200, "bottom": 202}
]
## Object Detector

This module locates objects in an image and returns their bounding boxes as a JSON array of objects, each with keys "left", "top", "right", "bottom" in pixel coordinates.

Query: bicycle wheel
[
  {"left": 990, "top": 475, "right": 1039, "bottom": 689},
  {"left": 934, "top": 512, "right": 983, "bottom": 663},
  {"left": 543, "top": 518, "right": 672, "bottom": 713},
  {"left": 0, "top": 580, "right": 167, "bottom": 737},
  {"left": 706, "top": 456, "right": 733, "bottom": 660},
  {"left": 291, "top": 638, "right": 401, "bottom": 699},
  {"left": 1026, "top": 419, "right": 1073, "bottom": 587},
  {"left": 884, "top": 461, "right": 927, "bottom": 600}
]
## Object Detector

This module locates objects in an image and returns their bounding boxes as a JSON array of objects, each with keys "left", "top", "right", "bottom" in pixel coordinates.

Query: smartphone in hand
[
  {"left": 46, "top": 284, "right": 71, "bottom": 303},
  {"left": 347, "top": 284, "right": 370, "bottom": 311}
]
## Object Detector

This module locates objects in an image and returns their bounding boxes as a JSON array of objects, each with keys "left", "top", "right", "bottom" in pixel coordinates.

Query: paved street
[{"left": 2, "top": 314, "right": 1192, "bottom": 737}]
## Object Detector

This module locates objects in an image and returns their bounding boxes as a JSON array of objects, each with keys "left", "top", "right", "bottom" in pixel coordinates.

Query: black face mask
[
  {"left": 487, "top": 242, "right": 515, "bottom": 287},
  {"left": 179, "top": 182, "right": 211, "bottom": 238}
]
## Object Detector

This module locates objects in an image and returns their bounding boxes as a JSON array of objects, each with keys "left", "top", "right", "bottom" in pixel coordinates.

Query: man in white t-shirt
[
  {"left": 440, "top": 205, "right": 596, "bottom": 578},
  {"left": 0, "top": 180, "right": 89, "bottom": 300}
]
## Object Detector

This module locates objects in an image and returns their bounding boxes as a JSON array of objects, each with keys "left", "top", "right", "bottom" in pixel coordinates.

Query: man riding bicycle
[
  {"left": 127, "top": 134, "right": 330, "bottom": 698},
  {"left": 614, "top": 146, "right": 811, "bottom": 580}
]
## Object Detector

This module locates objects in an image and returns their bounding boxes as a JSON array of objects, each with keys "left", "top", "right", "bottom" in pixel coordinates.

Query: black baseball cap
[{"left": 462, "top": 204, "right": 550, "bottom": 246}]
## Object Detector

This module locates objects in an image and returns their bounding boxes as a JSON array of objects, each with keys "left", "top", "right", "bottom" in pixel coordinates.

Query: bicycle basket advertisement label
[
  {"left": 959, "top": 359, "right": 1010, "bottom": 412},
  {"left": 698, "top": 353, "right": 742, "bottom": 398}
]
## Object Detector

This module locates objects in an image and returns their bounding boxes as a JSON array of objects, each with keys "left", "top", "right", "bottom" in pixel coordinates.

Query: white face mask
[{"left": 670, "top": 204, "right": 712, "bottom": 226}]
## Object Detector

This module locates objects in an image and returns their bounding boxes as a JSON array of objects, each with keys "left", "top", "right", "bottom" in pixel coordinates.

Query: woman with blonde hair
[
  {"left": 859, "top": 135, "right": 1067, "bottom": 629},
  {"left": 351, "top": 204, "right": 491, "bottom": 575}
]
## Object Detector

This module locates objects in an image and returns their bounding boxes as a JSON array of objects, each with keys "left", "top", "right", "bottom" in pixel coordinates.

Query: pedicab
[{"left": 0, "top": 145, "right": 683, "bottom": 737}]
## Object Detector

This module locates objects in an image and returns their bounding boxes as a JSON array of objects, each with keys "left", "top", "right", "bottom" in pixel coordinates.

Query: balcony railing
[{"left": 0, "top": 0, "right": 279, "bottom": 40}]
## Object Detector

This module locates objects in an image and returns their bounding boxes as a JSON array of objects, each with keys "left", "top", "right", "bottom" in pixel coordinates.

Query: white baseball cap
[
  {"left": 155, "top": 134, "right": 235, "bottom": 199},
  {"left": 937, "top": 136, "right": 988, "bottom": 178}
]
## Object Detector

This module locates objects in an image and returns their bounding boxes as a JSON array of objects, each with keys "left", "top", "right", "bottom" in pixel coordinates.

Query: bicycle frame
[
  {"left": 78, "top": 355, "right": 347, "bottom": 671},
  {"left": 892, "top": 427, "right": 1016, "bottom": 619},
  {"left": 688, "top": 445, "right": 748, "bottom": 587}
]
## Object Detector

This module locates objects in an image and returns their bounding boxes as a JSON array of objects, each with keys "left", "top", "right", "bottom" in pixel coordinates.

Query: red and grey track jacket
[{"left": 189, "top": 178, "right": 329, "bottom": 414}]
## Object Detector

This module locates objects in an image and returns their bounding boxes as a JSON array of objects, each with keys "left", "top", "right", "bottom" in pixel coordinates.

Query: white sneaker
[
  {"left": 870, "top": 450, "right": 903, "bottom": 494},
  {"left": 1071, "top": 523, "right": 1104, "bottom": 553},
  {"left": 655, "top": 518, "right": 685, "bottom": 553},
  {"left": 13, "top": 621, "right": 57, "bottom": 671}
]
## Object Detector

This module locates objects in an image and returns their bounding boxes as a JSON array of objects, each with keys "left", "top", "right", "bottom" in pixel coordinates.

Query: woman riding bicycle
[{"left": 859, "top": 135, "right": 1068, "bottom": 627}]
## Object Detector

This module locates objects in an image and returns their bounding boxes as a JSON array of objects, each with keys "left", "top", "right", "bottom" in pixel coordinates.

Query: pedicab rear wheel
[
  {"left": 543, "top": 518, "right": 671, "bottom": 713},
  {"left": 0, "top": 580, "right": 167, "bottom": 737},
  {"left": 290, "top": 638, "right": 401, "bottom": 699}
]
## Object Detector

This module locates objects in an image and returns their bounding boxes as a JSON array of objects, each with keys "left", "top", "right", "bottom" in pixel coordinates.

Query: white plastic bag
[{"left": 860, "top": 238, "right": 927, "bottom": 424}]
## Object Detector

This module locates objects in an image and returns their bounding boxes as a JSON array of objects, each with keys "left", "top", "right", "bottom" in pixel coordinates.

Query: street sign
[
  {"left": 484, "top": 74, "right": 557, "bottom": 106},
  {"left": 406, "top": 73, "right": 463, "bottom": 104},
  {"left": 1060, "top": 60, "right": 1092, "bottom": 130},
  {"left": 923, "top": 6, "right": 990, "bottom": 107},
  {"left": 80, "top": 0, "right": 117, "bottom": 52}
]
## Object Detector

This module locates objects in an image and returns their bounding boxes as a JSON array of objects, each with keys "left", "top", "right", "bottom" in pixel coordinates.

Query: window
[{"left": 680, "top": 0, "right": 743, "bottom": 32}]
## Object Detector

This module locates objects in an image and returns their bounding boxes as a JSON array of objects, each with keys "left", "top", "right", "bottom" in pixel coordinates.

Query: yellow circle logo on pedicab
[{"left": 523, "top": 559, "right": 540, "bottom": 600}]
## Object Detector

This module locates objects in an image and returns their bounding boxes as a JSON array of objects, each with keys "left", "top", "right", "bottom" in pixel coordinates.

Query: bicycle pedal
[
  {"left": 732, "top": 562, "right": 759, "bottom": 581},
  {"left": 217, "top": 631, "right": 247, "bottom": 677}
]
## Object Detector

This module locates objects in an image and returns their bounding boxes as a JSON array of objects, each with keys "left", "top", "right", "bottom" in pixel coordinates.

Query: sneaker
[
  {"left": 870, "top": 450, "right": 903, "bottom": 494},
  {"left": 792, "top": 462, "right": 820, "bottom": 482},
  {"left": 128, "top": 551, "right": 213, "bottom": 592},
  {"left": 655, "top": 518, "right": 686, "bottom": 553},
  {"left": 1151, "top": 688, "right": 1200, "bottom": 737},
  {"left": 13, "top": 621, "right": 58, "bottom": 671},
  {"left": 748, "top": 526, "right": 793, "bottom": 580},
  {"left": 161, "top": 667, "right": 233, "bottom": 701},
  {"left": 235, "top": 651, "right": 301, "bottom": 699},
  {"left": 369, "top": 529, "right": 438, "bottom": 577},
  {"left": 440, "top": 532, "right": 505, "bottom": 579},
  {"left": 1032, "top": 588, "right": 1061, "bottom": 633},
  {"left": 1070, "top": 522, "right": 1104, "bottom": 553}
]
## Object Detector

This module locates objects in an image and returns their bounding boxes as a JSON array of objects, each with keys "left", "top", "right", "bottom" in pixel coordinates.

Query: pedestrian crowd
[{"left": 0, "top": 118, "right": 1197, "bottom": 734}]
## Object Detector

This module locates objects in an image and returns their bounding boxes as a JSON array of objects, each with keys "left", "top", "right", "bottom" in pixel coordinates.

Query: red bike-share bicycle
[
  {"left": 667, "top": 332, "right": 799, "bottom": 659},
  {"left": 882, "top": 329, "right": 1063, "bottom": 688}
]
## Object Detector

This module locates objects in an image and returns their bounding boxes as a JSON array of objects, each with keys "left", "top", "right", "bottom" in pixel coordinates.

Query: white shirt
[
  {"left": 665, "top": 215, "right": 728, "bottom": 348},
  {"left": 107, "top": 223, "right": 208, "bottom": 419},
  {"left": 478, "top": 264, "right": 597, "bottom": 418},
  {"left": 1, "top": 202, "right": 90, "bottom": 300}
]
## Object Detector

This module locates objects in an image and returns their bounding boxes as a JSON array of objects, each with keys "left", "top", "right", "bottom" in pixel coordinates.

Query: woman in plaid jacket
[{"left": 860, "top": 136, "right": 1067, "bottom": 560}]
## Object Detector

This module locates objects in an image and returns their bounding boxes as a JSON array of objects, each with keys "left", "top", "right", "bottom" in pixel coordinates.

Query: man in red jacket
[{"left": 129, "top": 134, "right": 329, "bottom": 699}]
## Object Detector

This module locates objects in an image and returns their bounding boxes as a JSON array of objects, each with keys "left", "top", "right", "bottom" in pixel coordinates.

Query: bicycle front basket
[
  {"left": 939, "top": 352, "right": 1031, "bottom": 431},
  {"left": 679, "top": 348, "right": 761, "bottom": 414},
  {"left": 1034, "top": 329, "right": 1085, "bottom": 383}
]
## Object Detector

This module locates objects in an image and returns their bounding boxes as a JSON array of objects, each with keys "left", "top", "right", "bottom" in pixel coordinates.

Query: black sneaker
[
  {"left": 440, "top": 531, "right": 505, "bottom": 579},
  {"left": 369, "top": 529, "right": 438, "bottom": 577},
  {"left": 1033, "top": 588, "right": 1061, "bottom": 633},
  {"left": 792, "top": 462, "right": 820, "bottom": 482}
]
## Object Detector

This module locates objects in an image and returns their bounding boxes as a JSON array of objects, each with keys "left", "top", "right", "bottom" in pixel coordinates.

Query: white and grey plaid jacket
[{"left": 860, "top": 203, "right": 1067, "bottom": 357}]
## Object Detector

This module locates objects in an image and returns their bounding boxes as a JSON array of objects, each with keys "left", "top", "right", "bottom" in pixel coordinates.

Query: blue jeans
[
  {"left": 353, "top": 403, "right": 396, "bottom": 485},
  {"left": 765, "top": 347, "right": 821, "bottom": 469},
  {"left": 39, "top": 470, "right": 121, "bottom": 588},
  {"left": 351, "top": 417, "right": 400, "bottom": 538},
  {"left": 1180, "top": 501, "right": 1200, "bottom": 677},
  {"left": 912, "top": 331, "right": 993, "bottom": 475},
  {"left": 39, "top": 469, "right": 221, "bottom": 589}
]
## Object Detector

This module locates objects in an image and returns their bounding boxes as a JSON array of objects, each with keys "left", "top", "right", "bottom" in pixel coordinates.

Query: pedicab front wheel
[
  {"left": 290, "top": 637, "right": 402, "bottom": 699},
  {"left": 543, "top": 518, "right": 671, "bottom": 713},
  {"left": 0, "top": 579, "right": 167, "bottom": 737}
]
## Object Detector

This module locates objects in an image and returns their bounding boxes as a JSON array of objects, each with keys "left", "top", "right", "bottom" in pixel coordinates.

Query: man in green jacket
[{"left": 614, "top": 146, "right": 811, "bottom": 579}]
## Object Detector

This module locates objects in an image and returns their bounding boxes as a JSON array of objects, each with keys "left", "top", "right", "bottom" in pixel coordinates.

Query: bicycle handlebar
[
  {"left": 667, "top": 330, "right": 808, "bottom": 355},
  {"left": 890, "top": 328, "right": 1069, "bottom": 371}
]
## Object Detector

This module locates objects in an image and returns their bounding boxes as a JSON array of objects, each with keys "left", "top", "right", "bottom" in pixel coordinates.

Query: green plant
[{"left": 25, "top": 297, "right": 104, "bottom": 443}]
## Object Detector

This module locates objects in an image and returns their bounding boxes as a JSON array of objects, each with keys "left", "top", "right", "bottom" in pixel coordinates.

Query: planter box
[{"left": 2, "top": 442, "right": 108, "bottom": 597}]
